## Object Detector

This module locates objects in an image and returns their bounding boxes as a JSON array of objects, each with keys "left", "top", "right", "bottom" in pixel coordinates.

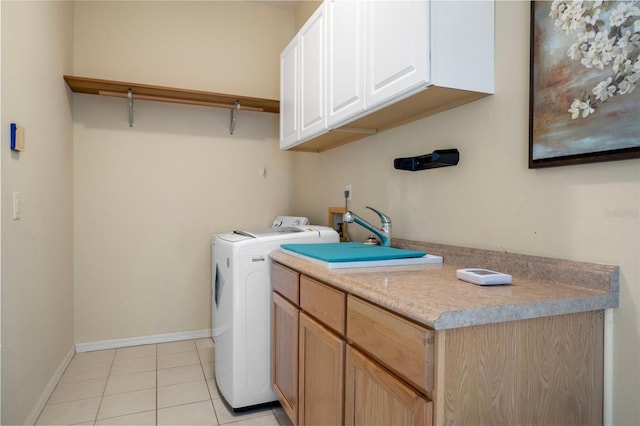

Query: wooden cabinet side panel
[
  {"left": 299, "top": 313, "right": 345, "bottom": 426},
  {"left": 438, "top": 311, "right": 604, "bottom": 426},
  {"left": 345, "top": 346, "right": 432, "bottom": 426},
  {"left": 272, "top": 262, "right": 300, "bottom": 304},
  {"left": 273, "top": 292, "right": 299, "bottom": 424}
]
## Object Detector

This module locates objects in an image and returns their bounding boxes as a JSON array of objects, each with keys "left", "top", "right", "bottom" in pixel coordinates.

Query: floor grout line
[
  {"left": 92, "top": 348, "right": 115, "bottom": 425},
  {"left": 35, "top": 338, "right": 284, "bottom": 426}
]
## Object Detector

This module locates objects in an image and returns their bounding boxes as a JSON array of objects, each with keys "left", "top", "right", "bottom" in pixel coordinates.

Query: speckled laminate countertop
[{"left": 270, "top": 239, "right": 619, "bottom": 330}]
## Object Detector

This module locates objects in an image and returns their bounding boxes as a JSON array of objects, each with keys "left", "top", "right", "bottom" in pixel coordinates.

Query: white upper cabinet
[
  {"left": 326, "top": 0, "right": 365, "bottom": 128},
  {"left": 364, "top": 0, "right": 429, "bottom": 111},
  {"left": 280, "top": 3, "right": 327, "bottom": 149},
  {"left": 282, "top": 0, "right": 495, "bottom": 152},
  {"left": 280, "top": 37, "right": 299, "bottom": 148}
]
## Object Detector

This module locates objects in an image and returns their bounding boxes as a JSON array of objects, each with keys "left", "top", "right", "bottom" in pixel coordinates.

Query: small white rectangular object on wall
[{"left": 13, "top": 192, "right": 21, "bottom": 220}]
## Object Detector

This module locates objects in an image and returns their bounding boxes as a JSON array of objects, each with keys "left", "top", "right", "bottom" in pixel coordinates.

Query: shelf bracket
[
  {"left": 229, "top": 101, "right": 241, "bottom": 135},
  {"left": 128, "top": 89, "right": 134, "bottom": 127}
]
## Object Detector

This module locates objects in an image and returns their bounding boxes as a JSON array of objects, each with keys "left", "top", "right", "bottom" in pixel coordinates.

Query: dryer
[{"left": 212, "top": 220, "right": 338, "bottom": 410}]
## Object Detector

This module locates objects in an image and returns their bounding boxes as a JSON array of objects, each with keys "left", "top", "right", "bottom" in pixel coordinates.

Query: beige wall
[
  {"left": 72, "top": 1, "right": 297, "bottom": 344},
  {"left": 73, "top": 1, "right": 295, "bottom": 100},
  {"left": 293, "top": 2, "right": 640, "bottom": 424},
  {"left": 294, "top": 0, "right": 322, "bottom": 31},
  {"left": 0, "top": 1, "right": 75, "bottom": 424}
]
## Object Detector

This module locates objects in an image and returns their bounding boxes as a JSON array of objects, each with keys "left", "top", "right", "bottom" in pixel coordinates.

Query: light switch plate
[{"left": 13, "top": 192, "right": 21, "bottom": 220}]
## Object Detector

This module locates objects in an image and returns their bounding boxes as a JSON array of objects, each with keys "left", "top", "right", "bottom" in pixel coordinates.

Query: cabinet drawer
[
  {"left": 347, "top": 296, "right": 434, "bottom": 395},
  {"left": 272, "top": 262, "right": 300, "bottom": 305},
  {"left": 300, "top": 276, "right": 346, "bottom": 336}
]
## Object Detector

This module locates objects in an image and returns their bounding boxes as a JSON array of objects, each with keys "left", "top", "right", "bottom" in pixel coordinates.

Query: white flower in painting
[
  {"left": 580, "top": 99, "right": 595, "bottom": 118},
  {"left": 568, "top": 40, "right": 589, "bottom": 59},
  {"left": 593, "top": 77, "right": 617, "bottom": 101},
  {"left": 551, "top": 0, "right": 588, "bottom": 34},
  {"left": 584, "top": 8, "right": 602, "bottom": 25},
  {"left": 618, "top": 76, "right": 637, "bottom": 94},
  {"left": 569, "top": 98, "right": 583, "bottom": 119},
  {"left": 613, "top": 52, "right": 629, "bottom": 72},
  {"left": 610, "top": 1, "right": 640, "bottom": 27},
  {"left": 580, "top": 31, "right": 617, "bottom": 69},
  {"left": 552, "top": 0, "right": 640, "bottom": 119},
  {"left": 568, "top": 97, "right": 596, "bottom": 119}
]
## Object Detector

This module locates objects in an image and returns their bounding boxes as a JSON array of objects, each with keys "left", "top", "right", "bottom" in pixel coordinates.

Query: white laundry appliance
[{"left": 212, "top": 217, "right": 339, "bottom": 410}]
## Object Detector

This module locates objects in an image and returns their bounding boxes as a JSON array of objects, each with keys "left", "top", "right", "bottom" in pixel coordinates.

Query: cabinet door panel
[
  {"left": 345, "top": 346, "right": 432, "bottom": 426},
  {"left": 327, "top": 0, "right": 365, "bottom": 127},
  {"left": 273, "top": 292, "right": 299, "bottom": 424},
  {"left": 299, "top": 313, "right": 345, "bottom": 425},
  {"left": 365, "top": 0, "right": 429, "bottom": 109},
  {"left": 299, "top": 4, "right": 326, "bottom": 141},
  {"left": 280, "top": 38, "right": 299, "bottom": 149}
]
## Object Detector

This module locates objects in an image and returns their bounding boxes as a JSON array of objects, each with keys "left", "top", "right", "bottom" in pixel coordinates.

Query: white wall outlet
[
  {"left": 13, "top": 192, "right": 21, "bottom": 220},
  {"left": 345, "top": 184, "right": 352, "bottom": 200}
]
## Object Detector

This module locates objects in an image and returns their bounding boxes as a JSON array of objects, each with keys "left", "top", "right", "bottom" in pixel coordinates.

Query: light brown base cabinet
[
  {"left": 272, "top": 261, "right": 604, "bottom": 426},
  {"left": 273, "top": 291, "right": 299, "bottom": 423},
  {"left": 299, "top": 313, "right": 344, "bottom": 425}
]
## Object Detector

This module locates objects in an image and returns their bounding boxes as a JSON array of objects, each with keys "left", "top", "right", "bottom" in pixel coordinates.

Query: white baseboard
[
  {"left": 25, "top": 345, "right": 75, "bottom": 425},
  {"left": 75, "top": 329, "right": 212, "bottom": 353}
]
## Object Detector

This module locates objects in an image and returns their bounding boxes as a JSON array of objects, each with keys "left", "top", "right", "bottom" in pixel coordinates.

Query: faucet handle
[{"left": 365, "top": 206, "right": 391, "bottom": 224}]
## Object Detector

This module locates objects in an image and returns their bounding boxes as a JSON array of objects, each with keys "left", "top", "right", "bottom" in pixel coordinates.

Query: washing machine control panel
[{"left": 272, "top": 216, "right": 309, "bottom": 227}]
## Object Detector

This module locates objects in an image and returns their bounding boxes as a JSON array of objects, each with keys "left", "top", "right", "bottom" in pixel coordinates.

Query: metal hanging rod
[{"left": 98, "top": 90, "right": 263, "bottom": 131}]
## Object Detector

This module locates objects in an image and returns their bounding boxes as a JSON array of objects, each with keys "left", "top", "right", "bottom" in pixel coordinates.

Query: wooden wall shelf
[{"left": 64, "top": 75, "right": 280, "bottom": 131}]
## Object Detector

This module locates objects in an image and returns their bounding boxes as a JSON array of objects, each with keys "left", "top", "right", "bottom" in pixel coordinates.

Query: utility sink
[{"left": 280, "top": 242, "right": 443, "bottom": 269}]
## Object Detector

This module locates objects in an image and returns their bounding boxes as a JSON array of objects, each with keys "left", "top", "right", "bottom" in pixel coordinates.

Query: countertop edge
[{"left": 433, "top": 294, "right": 615, "bottom": 330}]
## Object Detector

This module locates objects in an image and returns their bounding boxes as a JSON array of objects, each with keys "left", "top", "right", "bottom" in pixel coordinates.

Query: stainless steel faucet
[{"left": 343, "top": 206, "right": 392, "bottom": 247}]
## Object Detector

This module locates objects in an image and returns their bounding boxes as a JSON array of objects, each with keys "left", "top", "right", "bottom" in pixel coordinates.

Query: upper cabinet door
[
  {"left": 280, "top": 37, "right": 299, "bottom": 149},
  {"left": 299, "top": 3, "right": 327, "bottom": 141},
  {"left": 326, "top": 0, "right": 365, "bottom": 128},
  {"left": 365, "top": 0, "right": 429, "bottom": 110}
]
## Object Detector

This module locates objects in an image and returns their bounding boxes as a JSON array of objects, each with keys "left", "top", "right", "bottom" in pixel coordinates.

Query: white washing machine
[{"left": 212, "top": 218, "right": 338, "bottom": 410}]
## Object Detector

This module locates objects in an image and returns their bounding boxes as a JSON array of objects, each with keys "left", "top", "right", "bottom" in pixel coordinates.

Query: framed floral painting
[{"left": 529, "top": 0, "right": 640, "bottom": 168}]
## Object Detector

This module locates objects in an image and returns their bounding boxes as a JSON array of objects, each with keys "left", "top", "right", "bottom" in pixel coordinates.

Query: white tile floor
[{"left": 36, "top": 338, "right": 286, "bottom": 425}]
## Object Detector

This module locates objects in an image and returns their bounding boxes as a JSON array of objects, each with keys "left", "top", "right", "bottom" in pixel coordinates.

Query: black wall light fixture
[{"left": 394, "top": 149, "right": 459, "bottom": 171}]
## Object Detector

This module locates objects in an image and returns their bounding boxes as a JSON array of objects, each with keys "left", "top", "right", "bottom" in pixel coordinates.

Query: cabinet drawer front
[
  {"left": 272, "top": 262, "right": 300, "bottom": 304},
  {"left": 300, "top": 276, "right": 346, "bottom": 335},
  {"left": 347, "top": 296, "right": 434, "bottom": 395}
]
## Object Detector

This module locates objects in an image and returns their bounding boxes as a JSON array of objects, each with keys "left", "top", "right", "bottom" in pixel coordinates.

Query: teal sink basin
[{"left": 280, "top": 242, "right": 443, "bottom": 269}]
